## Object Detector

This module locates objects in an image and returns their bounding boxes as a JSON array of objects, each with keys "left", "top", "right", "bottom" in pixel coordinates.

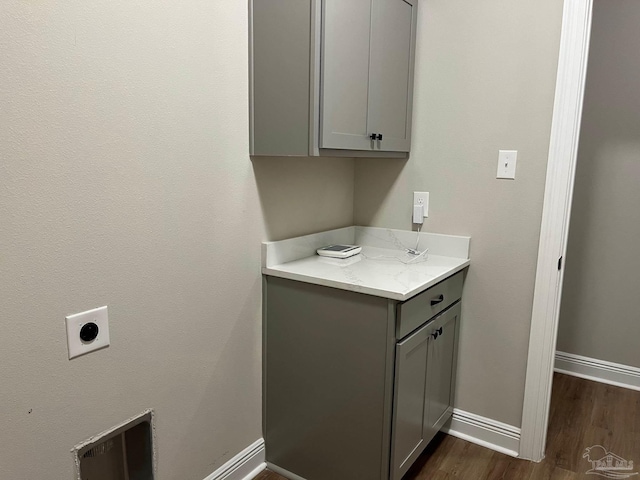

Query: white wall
[
  {"left": 354, "top": 0, "right": 563, "bottom": 427},
  {"left": 557, "top": 0, "right": 640, "bottom": 368},
  {"left": 0, "top": 2, "right": 353, "bottom": 479}
]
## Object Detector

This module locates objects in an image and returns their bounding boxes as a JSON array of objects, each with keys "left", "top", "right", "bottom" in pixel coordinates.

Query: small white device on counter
[{"left": 316, "top": 244, "right": 362, "bottom": 259}]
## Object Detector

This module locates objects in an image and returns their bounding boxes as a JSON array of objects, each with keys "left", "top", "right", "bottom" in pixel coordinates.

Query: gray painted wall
[
  {"left": 354, "top": 0, "right": 563, "bottom": 427},
  {"left": 0, "top": 2, "right": 353, "bottom": 479},
  {"left": 557, "top": 0, "right": 640, "bottom": 369}
]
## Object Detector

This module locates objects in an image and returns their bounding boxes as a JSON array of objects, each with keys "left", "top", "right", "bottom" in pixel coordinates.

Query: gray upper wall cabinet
[{"left": 249, "top": 0, "right": 418, "bottom": 158}]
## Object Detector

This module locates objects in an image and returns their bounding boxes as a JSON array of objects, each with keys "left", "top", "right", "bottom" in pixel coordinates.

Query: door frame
[{"left": 518, "top": 0, "right": 594, "bottom": 461}]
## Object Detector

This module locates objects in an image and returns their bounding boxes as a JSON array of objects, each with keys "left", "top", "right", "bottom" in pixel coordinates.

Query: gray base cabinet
[
  {"left": 263, "top": 271, "right": 464, "bottom": 480},
  {"left": 249, "top": 0, "right": 418, "bottom": 157}
]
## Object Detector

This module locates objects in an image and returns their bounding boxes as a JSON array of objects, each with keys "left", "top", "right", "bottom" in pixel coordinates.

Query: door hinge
[{"left": 558, "top": 256, "right": 563, "bottom": 271}]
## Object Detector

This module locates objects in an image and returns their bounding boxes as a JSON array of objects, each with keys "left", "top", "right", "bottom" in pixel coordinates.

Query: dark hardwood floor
[{"left": 255, "top": 373, "right": 640, "bottom": 479}]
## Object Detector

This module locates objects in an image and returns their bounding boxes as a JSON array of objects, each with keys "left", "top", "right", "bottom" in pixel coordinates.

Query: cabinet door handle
[
  {"left": 376, "top": 133, "right": 383, "bottom": 141},
  {"left": 430, "top": 294, "right": 444, "bottom": 306},
  {"left": 431, "top": 327, "right": 444, "bottom": 340},
  {"left": 370, "top": 133, "right": 377, "bottom": 140}
]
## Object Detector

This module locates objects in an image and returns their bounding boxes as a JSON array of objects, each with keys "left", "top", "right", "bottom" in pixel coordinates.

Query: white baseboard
[
  {"left": 203, "top": 438, "right": 266, "bottom": 480},
  {"left": 442, "top": 409, "right": 520, "bottom": 458},
  {"left": 555, "top": 351, "right": 640, "bottom": 392},
  {"left": 266, "top": 463, "right": 307, "bottom": 480},
  {"left": 208, "top": 412, "right": 520, "bottom": 480}
]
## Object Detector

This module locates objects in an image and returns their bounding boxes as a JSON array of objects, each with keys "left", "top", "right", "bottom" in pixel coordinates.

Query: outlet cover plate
[
  {"left": 65, "top": 306, "right": 110, "bottom": 359},
  {"left": 413, "top": 192, "right": 429, "bottom": 217}
]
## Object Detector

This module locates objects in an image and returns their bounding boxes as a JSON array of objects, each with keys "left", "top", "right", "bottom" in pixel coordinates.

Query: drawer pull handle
[{"left": 430, "top": 294, "right": 444, "bottom": 306}]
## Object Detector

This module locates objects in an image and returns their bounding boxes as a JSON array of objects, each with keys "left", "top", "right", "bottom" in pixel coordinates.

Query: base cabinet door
[
  {"left": 390, "top": 324, "right": 429, "bottom": 480},
  {"left": 425, "top": 303, "right": 460, "bottom": 438}
]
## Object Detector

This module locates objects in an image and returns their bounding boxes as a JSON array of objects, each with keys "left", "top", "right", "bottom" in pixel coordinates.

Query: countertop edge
[
  {"left": 262, "top": 259, "right": 470, "bottom": 302},
  {"left": 396, "top": 260, "right": 470, "bottom": 300}
]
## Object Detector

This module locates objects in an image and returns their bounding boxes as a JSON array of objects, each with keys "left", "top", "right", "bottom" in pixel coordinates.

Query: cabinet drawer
[{"left": 396, "top": 272, "right": 463, "bottom": 339}]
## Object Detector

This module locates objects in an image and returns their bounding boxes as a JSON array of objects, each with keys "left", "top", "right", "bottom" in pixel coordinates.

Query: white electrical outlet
[
  {"left": 413, "top": 192, "right": 429, "bottom": 218},
  {"left": 497, "top": 150, "right": 518, "bottom": 179},
  {"left": 65, "top": 306, "right": 110, "bottom": 359}
]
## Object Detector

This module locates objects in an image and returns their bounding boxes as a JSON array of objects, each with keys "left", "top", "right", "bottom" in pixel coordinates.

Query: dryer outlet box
[{"left": 65, "top": 306, "right": 110, "bottom": 359}]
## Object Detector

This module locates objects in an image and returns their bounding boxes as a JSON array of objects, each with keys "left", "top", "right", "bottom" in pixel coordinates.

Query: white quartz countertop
[{"left": 262, "top": 227, "right": 470, "bottom": 301}]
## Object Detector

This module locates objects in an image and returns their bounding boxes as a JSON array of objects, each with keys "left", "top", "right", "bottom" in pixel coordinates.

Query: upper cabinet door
[
  {"left": 368, "top": 0, "right": 417, "bottom": 152},
  {"left": 320, "top": 0, "right": 374, "bottom": 151}
]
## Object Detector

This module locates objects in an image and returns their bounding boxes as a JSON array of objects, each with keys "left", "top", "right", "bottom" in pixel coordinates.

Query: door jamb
[{"left": 518, "top": 0, "right": 594, "bottom": 462}]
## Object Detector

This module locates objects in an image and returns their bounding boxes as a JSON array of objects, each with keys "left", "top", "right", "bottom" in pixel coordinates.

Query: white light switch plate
[
  {"left": 497, "top": 150, "right": 518, "bottom": 179},
  {"left": 413, "top": 192, "right": 429, "bottom": 218},
  {"left": 65, "top": 306, "right": 110, "bottom": 359}
]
